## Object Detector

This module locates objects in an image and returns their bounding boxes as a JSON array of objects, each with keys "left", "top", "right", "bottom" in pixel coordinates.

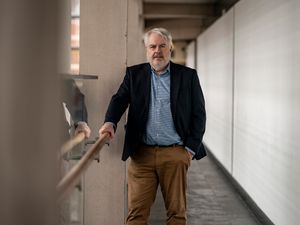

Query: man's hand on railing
[
  {"left": 75, "top": 121, "right": 91, "bottom": 139},
  {"left": 99, "top": 122, "right": 115, "bottom": 139},
  {"left": 61, "top": 122, "right": 91, "bottom": 156}
]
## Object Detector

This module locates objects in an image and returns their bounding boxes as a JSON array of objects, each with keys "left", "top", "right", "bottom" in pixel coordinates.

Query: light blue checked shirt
[{"left": 143, "top": 64, "right": 195, "bottom": 155}]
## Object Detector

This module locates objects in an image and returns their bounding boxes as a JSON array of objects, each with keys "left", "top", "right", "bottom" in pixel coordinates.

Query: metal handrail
[
  {"left": 56, "top": 132, "right": 110, "bottom": 202},
  {"left": 60, "top": 132, "right": 86, "bottom": 156}
]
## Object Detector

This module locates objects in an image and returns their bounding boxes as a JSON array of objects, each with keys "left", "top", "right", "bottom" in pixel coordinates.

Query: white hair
[{"left": 144, "top": 28, "right": 173, "bottom": 50}]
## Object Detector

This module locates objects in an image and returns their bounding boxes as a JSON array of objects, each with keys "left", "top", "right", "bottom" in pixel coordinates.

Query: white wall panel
[
  {"left": 234, "top": 0, "right": 300, "bottom": 224},
  {"left": 186, "top": 41, "right": 196, "bottom": 69},
  {"left": 197, "top": 9, "right": 234, "bottom": 173}
]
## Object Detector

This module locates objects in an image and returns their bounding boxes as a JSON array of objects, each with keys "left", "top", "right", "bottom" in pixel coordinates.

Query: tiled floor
[{"left": 149, "top": 155, "right": 261, "bottom": 225}]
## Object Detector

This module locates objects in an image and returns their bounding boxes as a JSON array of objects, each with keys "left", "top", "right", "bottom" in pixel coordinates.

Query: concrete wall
[
  {"left": 189, "top": 0, "right": 300, "bottom": 224},
  {"left": 80, "top": 0, "right": 144, "bottom": 224},
  {"left": 127, "top": 0, "right": 146, "bottom": 66}
]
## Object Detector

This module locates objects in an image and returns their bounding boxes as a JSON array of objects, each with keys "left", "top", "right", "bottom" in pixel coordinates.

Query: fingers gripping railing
[
  {"left": 60, "top": 132, "right": 86, "bottom": 156},
  {"left": 57, "top": 133, "right": 110, "bottom": 202}
]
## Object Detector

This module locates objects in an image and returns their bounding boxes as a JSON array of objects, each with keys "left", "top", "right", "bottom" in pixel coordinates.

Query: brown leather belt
[{"left": 143, "top": 143, "right": 182, "bottom": 148}]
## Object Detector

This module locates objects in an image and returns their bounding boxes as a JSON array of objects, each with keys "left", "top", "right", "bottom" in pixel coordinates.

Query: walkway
[{"left": 149, "top": 154, "right": 261, "bottom": 225}]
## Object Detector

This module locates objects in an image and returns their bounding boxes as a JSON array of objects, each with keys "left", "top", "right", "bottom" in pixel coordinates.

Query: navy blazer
[{"left": 105, "top": 62, "right": 206, "bottom": 161}]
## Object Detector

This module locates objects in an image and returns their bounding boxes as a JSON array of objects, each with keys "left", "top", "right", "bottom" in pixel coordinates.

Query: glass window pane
[
  {"left": 71, "top": 0, "right": 80, "bottom": 17},
  {"left": 71, "top": 18, "right": 80, "bottom": 48},
  {"left": 71, "top": 49, "right": 80, "bottom": 74}
]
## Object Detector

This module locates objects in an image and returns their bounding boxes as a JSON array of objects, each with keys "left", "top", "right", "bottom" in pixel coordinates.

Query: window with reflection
[{"left": 71, "top": 0, "right": 80, "bottom": 74}]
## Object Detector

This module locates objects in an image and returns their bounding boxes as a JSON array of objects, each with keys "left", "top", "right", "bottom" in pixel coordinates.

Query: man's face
[{"left": 146, "top": 33, "right": 172, "bottom": 72}]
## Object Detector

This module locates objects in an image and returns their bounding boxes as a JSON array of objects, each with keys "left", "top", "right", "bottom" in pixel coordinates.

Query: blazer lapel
[{"left": 170, "top": 62, "right": 181, "bottom": 118}]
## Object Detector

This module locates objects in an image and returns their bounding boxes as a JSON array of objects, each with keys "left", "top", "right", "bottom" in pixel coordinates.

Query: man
[{"left": 99, "top": 28, "right": 206, "bottom": 225}]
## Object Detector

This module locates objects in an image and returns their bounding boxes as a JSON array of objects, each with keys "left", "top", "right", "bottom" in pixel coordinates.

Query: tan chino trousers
[{"left": 126, "top": 145, "right": 191, "bottom": 225}]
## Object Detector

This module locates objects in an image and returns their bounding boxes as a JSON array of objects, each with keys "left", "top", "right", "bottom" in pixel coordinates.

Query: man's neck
[{"left": 152, "top": 63, "right": 170, "bottom": 75}]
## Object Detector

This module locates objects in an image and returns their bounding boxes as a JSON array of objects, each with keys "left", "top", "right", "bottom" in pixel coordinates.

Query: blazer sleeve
[
  {"left": 185, "top": 70, "right": 206, "bottom": 159},
  {"left": 104, "top": 68, "right": 131, "bottom": 130}
]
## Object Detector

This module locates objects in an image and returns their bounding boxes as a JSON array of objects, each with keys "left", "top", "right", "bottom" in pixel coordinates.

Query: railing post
[{"left": 57, "top": 133, "right": 110, "bottom": 202}]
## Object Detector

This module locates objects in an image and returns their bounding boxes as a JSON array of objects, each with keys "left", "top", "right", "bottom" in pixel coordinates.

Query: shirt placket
[{"left": 155, "top": 75, "right": 161, "bottom": 140}]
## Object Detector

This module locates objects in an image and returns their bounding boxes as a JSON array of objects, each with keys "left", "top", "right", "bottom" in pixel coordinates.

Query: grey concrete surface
[{"left": 149, "top": 156, "right": 261, "bottom": 225}]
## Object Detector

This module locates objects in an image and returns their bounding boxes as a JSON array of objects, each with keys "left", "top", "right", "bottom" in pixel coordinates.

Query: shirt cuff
[{"left": 185, "top": 146, "right": 195, "bottom": 155}]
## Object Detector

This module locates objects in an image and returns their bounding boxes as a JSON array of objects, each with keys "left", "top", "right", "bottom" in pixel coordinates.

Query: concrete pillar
[
  {"left": 80, "top": 0, "right": 127, "bottom": 219},
  {"left": 127, "top": 0, "right": 146, "bottom": 66},
  {"left": 80, "top": 0, "right": 143, "bottom": 224}
]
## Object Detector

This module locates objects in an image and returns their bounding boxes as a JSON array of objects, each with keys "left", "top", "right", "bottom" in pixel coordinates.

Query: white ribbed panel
[
  {"left": 186, "top": 41, "right": 196, "bottom": 69},
  {"left": 234, "top": 0, "right": 300, "bottom": 224},
  {"left": 190, "top": 0, "right": 300, "bottom": 224},
  {"left": 196, "top": 9, "right": 234, "bottom": 173}
]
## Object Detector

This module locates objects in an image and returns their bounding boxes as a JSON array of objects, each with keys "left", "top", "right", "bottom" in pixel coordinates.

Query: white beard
[{"left": 148, "top": 56, "right": 170, "bottom": 73}]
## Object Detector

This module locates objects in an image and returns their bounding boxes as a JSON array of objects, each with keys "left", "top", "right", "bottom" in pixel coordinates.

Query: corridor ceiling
[{"left": 143, "top": 0, "right": 239, "bottom": 42}]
